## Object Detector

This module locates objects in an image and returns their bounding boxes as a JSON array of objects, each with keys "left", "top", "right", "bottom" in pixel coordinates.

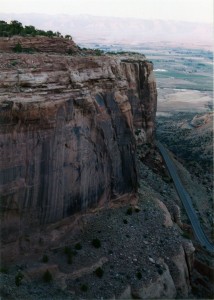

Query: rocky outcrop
[
  {"left": 131, "top": 261, "right": 177, "bottom": 299},
  {"left": 0, "top": 50, "right": 157, "bottom": 256},
  {"left": 163, "top": 242, "right": 195, "bottom": 299},
  {"left": 155, "top": 198, "right": 173, "bottom": 227},
  {"left": 0, "top": 36, "right": 79, "bottom": 54},
  {"left": 118, "top": 243, "right": 194, "bottom": 299}
]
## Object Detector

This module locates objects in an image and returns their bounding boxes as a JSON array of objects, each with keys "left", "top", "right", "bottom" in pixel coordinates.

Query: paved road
[{"left": 157, "top": 141, "right": 214, "bottom": 253}]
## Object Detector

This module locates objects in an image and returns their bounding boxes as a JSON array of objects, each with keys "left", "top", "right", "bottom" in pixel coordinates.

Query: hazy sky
[{"left": 0, "top": 0, "right": 213, "bottom": 23}]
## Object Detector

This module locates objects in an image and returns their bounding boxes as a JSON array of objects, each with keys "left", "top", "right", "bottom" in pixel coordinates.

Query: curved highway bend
[{"left": 157, "top": 141, "right": 214, "bottom": 254}]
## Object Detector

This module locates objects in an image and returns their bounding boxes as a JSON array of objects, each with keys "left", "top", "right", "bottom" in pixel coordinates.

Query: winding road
[{"left": 157, "top": 141, "right": 214, "bottom": 253}]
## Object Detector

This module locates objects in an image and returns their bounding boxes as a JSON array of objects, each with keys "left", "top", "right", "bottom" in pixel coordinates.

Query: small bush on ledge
[
  {"left": 136, "top": 271, "right": 142, "bottom": 280},
  {"left": 80, "top": 284, "right": 88, "bottom": 292},
  {"left": 92, "top": 238, "right": 101, "bottom": 248},
  {"left": 15, "top": 272, "right": 24, "bottom": 286},
  {"left": 43, "top": 270, "right": 53, "bottom": 282},
  {"left": 64, "top": 246, "right": 72, "bottom": 255},
  {"left": 182, "top": 231, "right": 191, "bottom": 239},
  {"left": 42, "top": 254, "right": 49, "bottom": 263},
  {"left": 0, "top": 267, "right": 8, "bottom": 274},
  {"left": 67, "top": 253, "right": 73, "bottom": 264},
  {"left": 13, "top": 43, "right": 22, "bottom": 53},
  {"left": 94, "top": 267, "right": 104, "bottom": 278},
  {"left": 75, "top": 242, "right": 82, "bottom": 250},
  {"left": 126, "top": 207, "right": 133, "bottom": 215}
]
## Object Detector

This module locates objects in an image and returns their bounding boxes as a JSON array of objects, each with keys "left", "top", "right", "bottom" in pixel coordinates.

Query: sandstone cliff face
[
  {"left": 0, "top": 36, "right": 79, "bottom": 54},
  {"left": 0, "top": 52, "right": 157, "bottom": 246}
]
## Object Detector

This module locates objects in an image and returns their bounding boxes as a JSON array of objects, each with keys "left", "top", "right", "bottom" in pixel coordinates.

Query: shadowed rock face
[{"left": 0, "top": 53, "right": 157, "bottom": 246}]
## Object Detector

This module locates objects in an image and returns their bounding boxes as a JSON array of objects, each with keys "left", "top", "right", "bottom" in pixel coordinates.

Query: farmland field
[
  {"left": 136, "top": 47, "right": 213, "bottom": 112},
  {"left": 89, "top": 43, "right": 213, "bottom": 112}
]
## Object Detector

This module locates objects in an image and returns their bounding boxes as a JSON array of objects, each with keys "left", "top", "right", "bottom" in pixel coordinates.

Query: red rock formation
[
  {"left": 0, "top": 36, "right": 79, "bottom": 54},
  {"left": 0, "top": 39, "right": 157, "bottom": 261}
]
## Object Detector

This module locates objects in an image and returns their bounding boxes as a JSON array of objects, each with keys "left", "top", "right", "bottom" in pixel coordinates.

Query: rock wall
[
  {"left": 118, "top": 243, "right": 195, "bottom": 299},
  {"left": 0, "top": 36, "right": 79, "bottom": 54},
  {"left": 0, "top": 52, "right": 157, "bottom": 246}
]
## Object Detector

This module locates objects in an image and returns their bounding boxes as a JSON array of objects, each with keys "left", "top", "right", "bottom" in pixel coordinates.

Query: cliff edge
[{"left": 0, "top": 39, "right": 157, "bottom": 252}]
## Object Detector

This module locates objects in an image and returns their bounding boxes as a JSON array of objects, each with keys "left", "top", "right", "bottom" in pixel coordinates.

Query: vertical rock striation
[{"left": 0, "top": 52, "right": 157, "bottom": 247}]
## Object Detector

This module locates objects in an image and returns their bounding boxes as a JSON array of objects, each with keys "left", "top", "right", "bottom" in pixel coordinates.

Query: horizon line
[{"left": 0, "top": 12, "right": 212, "bottom": 25}]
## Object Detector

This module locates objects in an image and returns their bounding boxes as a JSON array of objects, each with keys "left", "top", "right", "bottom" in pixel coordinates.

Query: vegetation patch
[
  {"left": 63, "top": 246, "right": 73, "bottom": 264},
  {"left": 92, "top": 238, "right": 101, "bottom": 248},
  {"left": 94, "top": 267, "right": 104, "bottom": 278},
  {"left": 64, "top": 246, "right": 72, "bottom": 255},
  {"left": 75, "top": 243, "right": 82, "bottom": 250},
  {"left": 12, "top": 43, "right": 23, "bottom": 53},
  {"left": 93, "top": 49, "right": 104, "bottom": 56},
  {"left": 126, "top": 207, "right": 133, "bottom": 215},
  {"left": 158, "top": 268, "right": 164, "bottom": 275},
  {"left": 0, "top": 267, "right": 8, "bottom": 274},
  {"left": 0, "top": 20, "right": 69, "bottom": 39},
  {"left": 43, "top": 270, "right": 53, "bottom": 283},
  {"left": 67, "top": 48, "right": 74, "bottom": 55},
  {"left": 11, "top": 60, "right": 18, "bottom": 66},
  {"left": 182, "top": 231, "right": 191, "bottom": 239},
  {"left": 67, "top": 253, "right": 73, "bottom": 264},
  {"left": 42, "top": 254, "right": 49, "bottom": 263},
  {"left": 136, "top": 271, "right": 142, "bottom": 280},
  {"left": 15, "top": 272, "right": 24, "bottom": 286},
  {"left": 80, "top": 284, "right": 88, "bottom": 292}
]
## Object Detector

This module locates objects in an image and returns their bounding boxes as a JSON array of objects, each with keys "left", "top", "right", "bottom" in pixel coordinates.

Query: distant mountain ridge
[{"left": 0, "top": 13, "right": 212, "bottom": 49}]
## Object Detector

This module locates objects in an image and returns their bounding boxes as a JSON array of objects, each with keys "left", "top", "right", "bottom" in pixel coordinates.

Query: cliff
[
  {"left": 0, "top": 36, "right": 80, "bottom": 54},
  {"left": 0, "top": 47, "right": 157, "bottom": 249}
]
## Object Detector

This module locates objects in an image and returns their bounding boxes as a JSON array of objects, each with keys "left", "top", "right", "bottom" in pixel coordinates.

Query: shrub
[
  {"left": 67, "top": 253, "right": 73, "bottom": 264},
  {"left": 94, "top": 267, "right": 104, "bottom": 278},
  {"left": 65, "top": 35, "right": 72, "bottom": 39},
  {"left": 67, "top": 48, "right": 74, "bottom": 55},
  {"left": 81, "top": 284, "right": 88, "bottom": 292},
  {"left": 182, "top": 231, "right": 191, "bottom": 239},
  {"left": 23, "top": 47, "right": 35, "bottom": 53},
  {"left": 126, "top": 207, "right": 133, "bottom": 215},
  {"left": 158, "top": 268, "right": 163, "bottom": 275},
  {"left": 93, "top": 49, "right": 104, "bottom": 56},
  {"left": 72, "top": 249, "right": 78, "bottom": 256},
  {"left": 15, "top": 272, "right": 24, "bottom": 286},
  {"left": 11, "top": 60, "right": 18, "bottom": 66},
  {"left": 135, "top": 129, "right": 141, "bottom": 136},
  {"left": 0, "top": 267, "right": 8, "bottom": 274},
  {"left": 42, "top": 254, "right": 49, "bottom": 263},
  {"left": 0, "top": 20, "right": 68, "bottom": 38},
  {"left": 136, "top": 271, "right": 142, "bottom": 280},
  {"left": 43, "top": 270, "right": 53, "bottom": 282},
  {"left": 64, "top": 246, "right": 73, "bottom": 264},
  {"left": 13, "top": 43, "right": 22, "bottom": 53},
  {"left": 64, "top": 246, "right": 72, "bottom": 255},
  {"left": 75, "top": 243, "right": 82, "bottom": 250},
  {"left": 92, "top": 238, "right": 101, "bottom": 248}
]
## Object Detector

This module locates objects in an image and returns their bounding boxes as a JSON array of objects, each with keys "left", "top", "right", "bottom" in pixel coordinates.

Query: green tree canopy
[{"left": 0, "top": 20, "right": 72, "bottom": 39}]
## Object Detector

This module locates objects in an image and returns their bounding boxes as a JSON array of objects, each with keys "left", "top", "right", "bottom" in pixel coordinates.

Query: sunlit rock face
[
  {"left": 0, "top": 36, "right": 79, "bottom": 54},
  {"left": 0, "top": 52, "right": 157, "bottom": 245}
]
